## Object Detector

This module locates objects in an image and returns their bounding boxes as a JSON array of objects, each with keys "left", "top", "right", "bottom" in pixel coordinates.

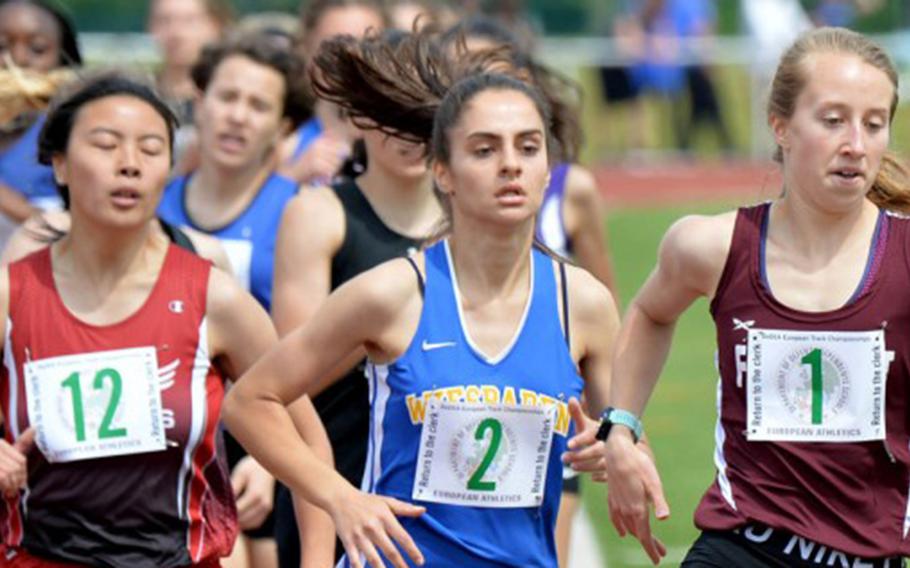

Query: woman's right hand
[
  {"left": 278, "top": 136, "right": 350, "bottom": 187},
  {"left": 0, "top": 427, "right": 34, "bottom": 497},
  {"left": 327, "top": 484, "right": 426, "bottom": 568},
  {"left": 603, "top": 429, "right": 669, "bottom": 565}
]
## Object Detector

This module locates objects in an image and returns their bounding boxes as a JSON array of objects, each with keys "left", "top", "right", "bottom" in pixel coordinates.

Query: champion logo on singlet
[{"left": 168, "top": 300, "right": 184, "bottom": 314}]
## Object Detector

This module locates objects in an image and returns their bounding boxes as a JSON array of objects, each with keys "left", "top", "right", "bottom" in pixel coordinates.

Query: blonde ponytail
[{"left": 867, "top": 152, "right": 910, "bottom": 214}]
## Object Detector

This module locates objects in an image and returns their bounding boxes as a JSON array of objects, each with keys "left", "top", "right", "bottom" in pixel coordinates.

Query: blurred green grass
[{"left": 583, "top": 201, "right": 734, "bottom": 567}]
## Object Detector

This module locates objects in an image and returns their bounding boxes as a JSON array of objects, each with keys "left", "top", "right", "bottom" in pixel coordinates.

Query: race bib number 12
[
  {"left": 25, "top": 347, "right": 166, "bottom": 463},
  {"left": 746, "top": 329, "right": 889, "bottom": 442},
  {"left": 412, "top": 402, "right": 555, "bottom": 508}
]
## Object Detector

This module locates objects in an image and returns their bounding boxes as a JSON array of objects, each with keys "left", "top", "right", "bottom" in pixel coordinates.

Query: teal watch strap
[{"left": 609, "top": 408, "right": 643, "bottom": 441}]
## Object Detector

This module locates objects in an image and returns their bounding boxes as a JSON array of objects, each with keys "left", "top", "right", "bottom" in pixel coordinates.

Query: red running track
[{"left": 593, "top": 161, "right": 784, "bottom": 206}]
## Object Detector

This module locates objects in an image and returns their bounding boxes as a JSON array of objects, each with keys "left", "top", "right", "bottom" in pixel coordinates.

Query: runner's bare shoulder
[
  {"left": 181, "top": 226, "right": 234, "bottom": 275},
  {"left": 659, "top": 211, "right": 737, "bottom": 299},
  {"left": 1, "top": 210, "right": 70, "bottom": 265}
]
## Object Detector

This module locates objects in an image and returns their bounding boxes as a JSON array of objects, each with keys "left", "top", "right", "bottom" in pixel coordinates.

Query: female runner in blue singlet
[
  {"left": 224, "top": 33, "right": 652, "bottom": 568},
  {"left": 442, "top": 20, "right": 617, "bottom": 564}
]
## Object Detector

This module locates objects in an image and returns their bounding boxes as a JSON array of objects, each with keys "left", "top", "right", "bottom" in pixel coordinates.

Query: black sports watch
[{"left": 595, "top": 406, "right": 643, "bottom": 443}]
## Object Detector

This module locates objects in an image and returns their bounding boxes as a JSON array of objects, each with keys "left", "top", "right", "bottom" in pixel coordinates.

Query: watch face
[{"left": 595, "top": 420, "right": 612, "bottom": 442}]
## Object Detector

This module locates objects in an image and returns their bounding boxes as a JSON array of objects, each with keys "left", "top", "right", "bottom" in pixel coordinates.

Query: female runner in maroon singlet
[
  {"left": 0, "top": 73, "right": 329, "bottom": 568},
  {"left": 566, "top": 27, "right": 910, "bottom": 567}
]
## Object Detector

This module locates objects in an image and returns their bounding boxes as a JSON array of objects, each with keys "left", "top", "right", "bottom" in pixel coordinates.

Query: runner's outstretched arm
[
  {"left": 224, "top": 258, "right": 427, "bottom": 568},
  {"left": 581, "top": 213, "right": 733, "bottom": 565},
  {"left": 208, "top": 267, "right": 337, "bottom": 566}
]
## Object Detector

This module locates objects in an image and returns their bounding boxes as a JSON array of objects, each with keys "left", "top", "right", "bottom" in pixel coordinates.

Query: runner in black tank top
[
  {"left": 273, "top": 176, "right": 440, "bottom": 565},
  {"left": 270, "top": 33, "right": 443, "bottom": 561},
  {"left": 321, "top": 177, "right": 423, "bottom": 487}
]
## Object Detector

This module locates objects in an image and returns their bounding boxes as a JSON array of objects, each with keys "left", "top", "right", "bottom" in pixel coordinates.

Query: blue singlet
[
  {"left": 0, "top": 116, "right": 63, "bottom": 210},
  {"left": 157, "top": 172, "right": 298, "bottom": 310},
  {"left": 351, "top": 240, "right": 583, "bottom": 567}
]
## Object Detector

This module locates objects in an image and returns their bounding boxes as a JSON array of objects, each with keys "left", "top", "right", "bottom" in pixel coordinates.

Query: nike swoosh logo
[{"left": 422, "top": 340, "right": 456, "bottom": 351}]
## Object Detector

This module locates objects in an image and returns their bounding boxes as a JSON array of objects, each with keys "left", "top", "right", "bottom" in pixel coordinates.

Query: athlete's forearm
[
  {"left": 222, "top": 390, "right": 351, "bottom": 516},
  {"left": 295, "top": 490, "right": 336, "bottom": 568},
  {"left": 0, "top": 182, "right": 36, "bottom": 224},
  {"left": 611, "top": 301, "right": 677, "bottom": 417},
  {"left": 285, "top": 396, "right": 337, "bottom": 567}
]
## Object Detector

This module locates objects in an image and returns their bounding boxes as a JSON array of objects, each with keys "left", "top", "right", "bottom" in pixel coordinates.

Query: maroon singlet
[
  {"left": 699, "top": 203, "right": 910, "bottom": 557},
  {"left": 0, "top": 245, "right": 236, "bottom": 567}
]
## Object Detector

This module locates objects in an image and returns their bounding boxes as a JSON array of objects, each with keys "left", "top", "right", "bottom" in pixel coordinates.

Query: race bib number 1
[
  {"left": 25, "top": 347, "right": 166, "bottom": 463},
  {"left": 746, "top": 329, "right": 889, "bottom": 442},
  {"left": 412, "top": 402, "right": 556, "bottom": 508}
]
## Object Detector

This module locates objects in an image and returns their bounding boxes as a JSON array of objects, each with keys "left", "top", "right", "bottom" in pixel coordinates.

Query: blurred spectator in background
[
  {"left": 483, "top": 0, "right": 538, "bottom": 52},
  {"left": 742, "top": 0, "right": 811, "bottom": 77},
  {"left": 810, "top": 0, "right": 885, "bottom": 27},
  {"left": 236, "top": 10, "right": 300, "bottom": 44},
  {"left": 811, "top": 0, "right": 858, "bottom": 26},
  {"left": 148, "top": 0, "right": 233, "bottom": 171},
  {"left": 387, "top": 0, "right": 459, "bottom": 31},
  {"left": 598, "top": 1, "right": 648, "bottom": 153},
  {"left": 626, "top": 0, "right": 688, "bottom": 153},
  {"left": 0, "top": 0, "right": 81, "bottom": 245},
  {"left": 619, "top": 0, "right": 731, "bottom": 154},
  {"left": 671, "top": 0, "right": 733, "bottom": 153},
  {"left": 741, "top": 0, "right": 811, "bottom": 157},
  {"left": 149, "top": 0, "right": 233, "bottom": 120},
  {"left": 276, "top": 0, "right": 386, "bottom": 186}
]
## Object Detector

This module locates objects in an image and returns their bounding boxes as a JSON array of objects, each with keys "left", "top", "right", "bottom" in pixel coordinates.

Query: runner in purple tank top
[{"left": 566, "top": 27, "right": 910, "bottom": 567}]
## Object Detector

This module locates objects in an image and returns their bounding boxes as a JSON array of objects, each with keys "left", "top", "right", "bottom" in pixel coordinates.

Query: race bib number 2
[
  {"left": 25, "top": 347, "right": 166, "bottom": 463},
  {"left": 746, "top": 329, "right": 889, "bottom": 442},
  {"left": 413, "top": 402, "right": 555, "bottom": 508}
]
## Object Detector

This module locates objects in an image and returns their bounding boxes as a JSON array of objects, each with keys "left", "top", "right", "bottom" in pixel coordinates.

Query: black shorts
[
  {"left": 681, "top": 524, "right": 904, "bottom": 568},
  {"left": 599, "top": 66, "right": 640, "bottom": 103},
  {"left": 561, "top": 466, "right": 580, "bottom": 495},
  {"left": 274, "top": 484, "right": 345, "bottom": 568}
]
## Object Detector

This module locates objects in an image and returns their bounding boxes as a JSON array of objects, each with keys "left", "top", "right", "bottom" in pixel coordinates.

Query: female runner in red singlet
[{"left": 0, "top": 72, "right": 330, "bottom": 568}]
